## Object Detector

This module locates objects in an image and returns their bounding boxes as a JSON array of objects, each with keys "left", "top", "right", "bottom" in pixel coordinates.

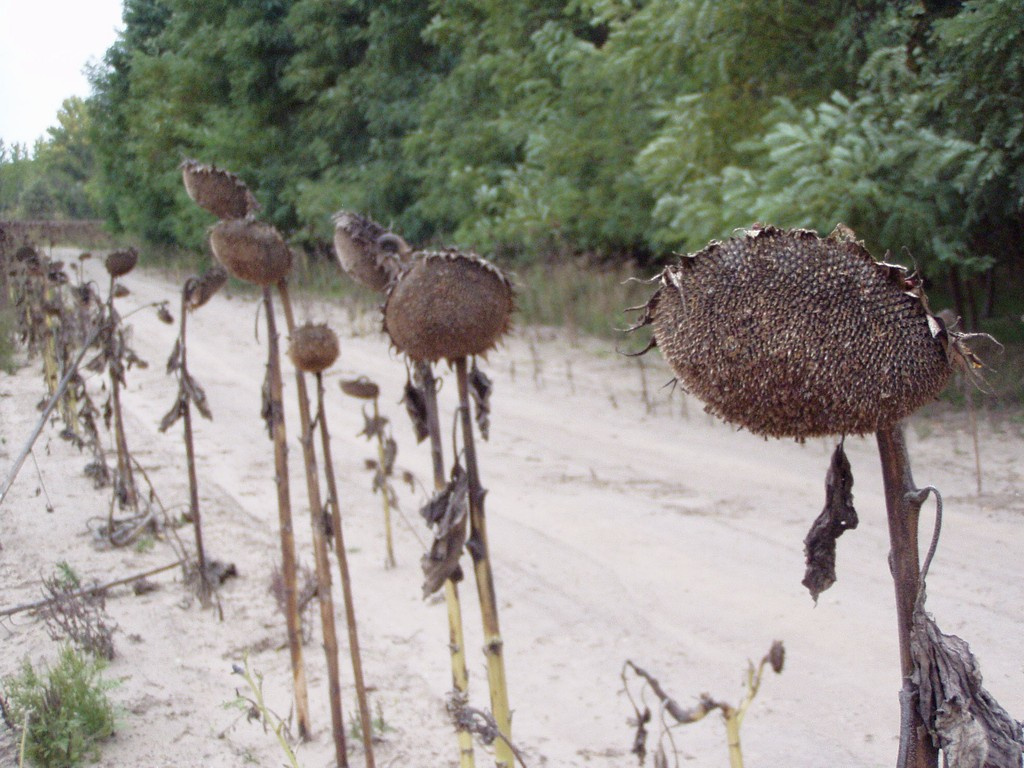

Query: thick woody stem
[
  {"left": 455, "top": 357, "right": 513, "bottom": 768},
  {"left": 875, "top": 423, "right": 939, "bottom": 768},
  {"left": 418, "top": 361, "right": 476, "bottom": 768},
  {"left": 262, "top": 287, "right": 311, "bottom": 741}
]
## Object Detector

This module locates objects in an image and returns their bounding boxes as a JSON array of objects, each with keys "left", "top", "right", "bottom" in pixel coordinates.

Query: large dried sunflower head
[
  {"left": 635, "top": 225, "right": 962, "bottom": 439},
  {"left": 383, "top": 250, "right": 514, "bottom": 363},
  {"left": 209, "top": 218, "right": 292, "bottom": 287},
  {"left": 181, "top": 159, "right": 260, "bottom": 220}
]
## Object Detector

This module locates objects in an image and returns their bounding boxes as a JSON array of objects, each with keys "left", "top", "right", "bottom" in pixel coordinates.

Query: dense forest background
[{"left": 2, "top": 0, "right": 1022, "bottom": 331}]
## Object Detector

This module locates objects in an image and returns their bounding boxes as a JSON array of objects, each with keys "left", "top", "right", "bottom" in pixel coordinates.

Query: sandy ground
[{"left": 1, "top": 248, "right": 1022, "bottom": 768}]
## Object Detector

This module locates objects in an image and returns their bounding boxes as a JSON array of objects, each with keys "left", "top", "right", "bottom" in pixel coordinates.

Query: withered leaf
[
  {"left": 382, "top": 436, "right": 397, "bottom": 476},
  {"left": 166, "top": 338, "right": 182, "bottom": 374},
  {"left": 470, "top": 362, "right": 492, "bottom": 440},
  {"left": 125, "top": 349, "right": 148, "bottom": 370},
  {"left": 157, "top": 304, "right": 174, "bottom": 324},
  {"left": 420, "top": 464, "right": 469, "bottom": 597},
  {"left": 359, "top": 408, "right": 388, "bottom": 441},
  {"left": 260, "top": 371, "right": 273, "bottom": 438},
  {"left": 159, "top": 397, "right": 185, "bottom": 433},
  {"left": 84, "top": 351, "right": 106, "bottom": 373},
  {"left": 403, "top": 378, "right": 430, "bottom": 443},
  {"left": 912, "top": 589, "right": 1024, "bottom": 767},
  {"left": 184, "top": 374, "right": 212, "bottom": 419},
  {"left": 802, "top": 441, "right": 858, "bottom": 602}
]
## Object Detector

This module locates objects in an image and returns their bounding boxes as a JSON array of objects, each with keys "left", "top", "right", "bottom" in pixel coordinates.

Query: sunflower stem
[
  {"left": 317, "top": 372, "right": 376, "bottom": 768},
  {"left": 455, "top": 357, "right": 513, "bottom": 768},
  {"left": 419, "top": 361, "right": 476, "bottom": 768},
  {"left": 876, "top": 423, "right": 939, "bottom": 768},
  {"left": 262, "top": 287, "right": 311, "bottom": 741},
  {"left": 177, "top": 289, "right": 210, "bottom": 601},
  {"left": 276, "top": 281, "right": 348, "bottom": 766}
]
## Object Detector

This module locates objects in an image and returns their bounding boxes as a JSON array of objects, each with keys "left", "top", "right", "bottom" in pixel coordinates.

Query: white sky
[{"left": 0, "top": 0, "right": 125, "bottom": 150}]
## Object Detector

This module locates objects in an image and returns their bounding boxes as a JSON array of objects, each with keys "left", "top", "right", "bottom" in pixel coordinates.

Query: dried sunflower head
[
  {"left": 209, "top": 219, "right": 292, "bottom": 287},
  {"left": 331, "top": 210, "right": 409, "bottom": 292},
  {"left": 288, "top": 322, "right": 340, "bottom": 373},
  {"left": 181, "top": 159, "right": 260, "bottom": 220},
  {"left": 105, "top": 248, "right": 138, "bottom": 278},
  {"left": 635, "top": 225, "right": 967, "bottom": 439},
  {"left": 383, "top": 250, "right": 514, "bottom": 363},
  {"left": 184, "top": 265, "right": 229, "bottom": 311},
  {"left": 340, "top": 377, "right": 381, "bottom": 400}
]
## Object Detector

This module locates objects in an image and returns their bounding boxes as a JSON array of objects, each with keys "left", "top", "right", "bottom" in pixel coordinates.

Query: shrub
[{"left": 0, "top": 645, "right": 115, "bottom": 768}]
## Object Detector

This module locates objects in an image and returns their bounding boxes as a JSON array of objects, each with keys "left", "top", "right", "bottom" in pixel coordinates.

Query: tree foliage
[{"left": 71, "top": 0, "right": 1023, "bottom": 303}]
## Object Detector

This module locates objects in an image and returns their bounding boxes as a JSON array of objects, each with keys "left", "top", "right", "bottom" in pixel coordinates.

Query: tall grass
[{"left": 506, "top": 261, "right": 654, "bottom": 339}]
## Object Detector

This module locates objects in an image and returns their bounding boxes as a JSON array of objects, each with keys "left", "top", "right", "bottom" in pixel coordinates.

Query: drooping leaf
[
  {"left": 159, "top": 396, "right": 185, "bottom": 433},
  {"left": 912, "top": 588, "right": 1024, "bottom": 767},
  {"left": 470, "top": 362, "right": 493, "bottom": 441},
  {"left": 157, "top": 304, "right": 174, "bottom": 324},
  {"left": 802, "top": 441, "right": 858, "bottom": 601},
  {"left": 166, "top": 337, "right": 181, "bottom": 374},
  {"left": 403, "top": 377, "right": 430, "bottom": 444},
  {"left": 184, "top": 373, "right": 212, "bottom": 420},
  {"left": 420, "top": 464, "right": 469, "bottom": 597}
]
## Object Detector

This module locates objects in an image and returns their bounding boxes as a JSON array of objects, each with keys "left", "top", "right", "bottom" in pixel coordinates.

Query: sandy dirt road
[{"left": 1, "top": 250, "right": 1021, "bottom": 767}]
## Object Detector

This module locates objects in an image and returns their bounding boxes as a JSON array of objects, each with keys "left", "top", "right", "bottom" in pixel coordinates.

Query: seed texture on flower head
[
  {"left": 181, "top": 159, "right": 260, "bottom": 220},
  {"left": 332, "top": 211, "right": 406, "bottom": 292},
  {"left": 105, "top": 248, "right": 138, "bottom": 277},
  {"left": 636, "top": 225, "right": 956, "bottom": 439},
  {"left": 209, "top": 219, "right": 292, "bottom": 287},
  {"left": 383, "top": 250, "right": 514, "bottom": 363},
  {"left": 288, "top": 323, "right": 340, "bottom": 373}
]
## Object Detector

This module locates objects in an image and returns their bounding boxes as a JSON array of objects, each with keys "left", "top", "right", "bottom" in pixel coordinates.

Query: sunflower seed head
[
  {"left": 288, "top": 322, "right": 340, "bottom": 373},
  {"left": 383, "top": 250, "right": 515, "bottom": 363},
  {"left": 331, "top": 210, "right": 405, "bottom": 292},
  {"left": 181, "top": 159, "right": 260, "bottom": 220},
  {"left": 639, "top": 225, "right": 956, "bottom": 439},
  {"left": 209, "top": 219, "right": 292, "bottom": 287}
]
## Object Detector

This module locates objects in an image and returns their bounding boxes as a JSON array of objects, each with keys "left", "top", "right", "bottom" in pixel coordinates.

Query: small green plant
[
  {"left": 348, "top": 699, "right": 392, "bottom": 743},
  {"left": 0, "top": 645, "right": 115, "bottom": 768},
  {"left": 132, "top": 534, "right": 155, "bottom": 554},
  {"left": 227, "top": 655, "right": 301, "bottom": 768}
]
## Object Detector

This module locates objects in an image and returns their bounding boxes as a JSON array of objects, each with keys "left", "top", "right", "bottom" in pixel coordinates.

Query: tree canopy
[{"left": 54, "top": 0, "right": 1021, "bottom": 309}]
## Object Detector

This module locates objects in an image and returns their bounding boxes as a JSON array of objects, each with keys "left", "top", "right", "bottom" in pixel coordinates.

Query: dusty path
[{"left": 1, "top": 250, "right": 1021, "bottom": 767}]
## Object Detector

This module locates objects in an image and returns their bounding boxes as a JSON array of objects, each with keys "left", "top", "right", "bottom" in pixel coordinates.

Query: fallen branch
[
  {"left": 0, "top": 560, "right": 183, "bottom": 619},
  {"left": 0, "top": 321, "right": 110, "bottom": 514}
]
